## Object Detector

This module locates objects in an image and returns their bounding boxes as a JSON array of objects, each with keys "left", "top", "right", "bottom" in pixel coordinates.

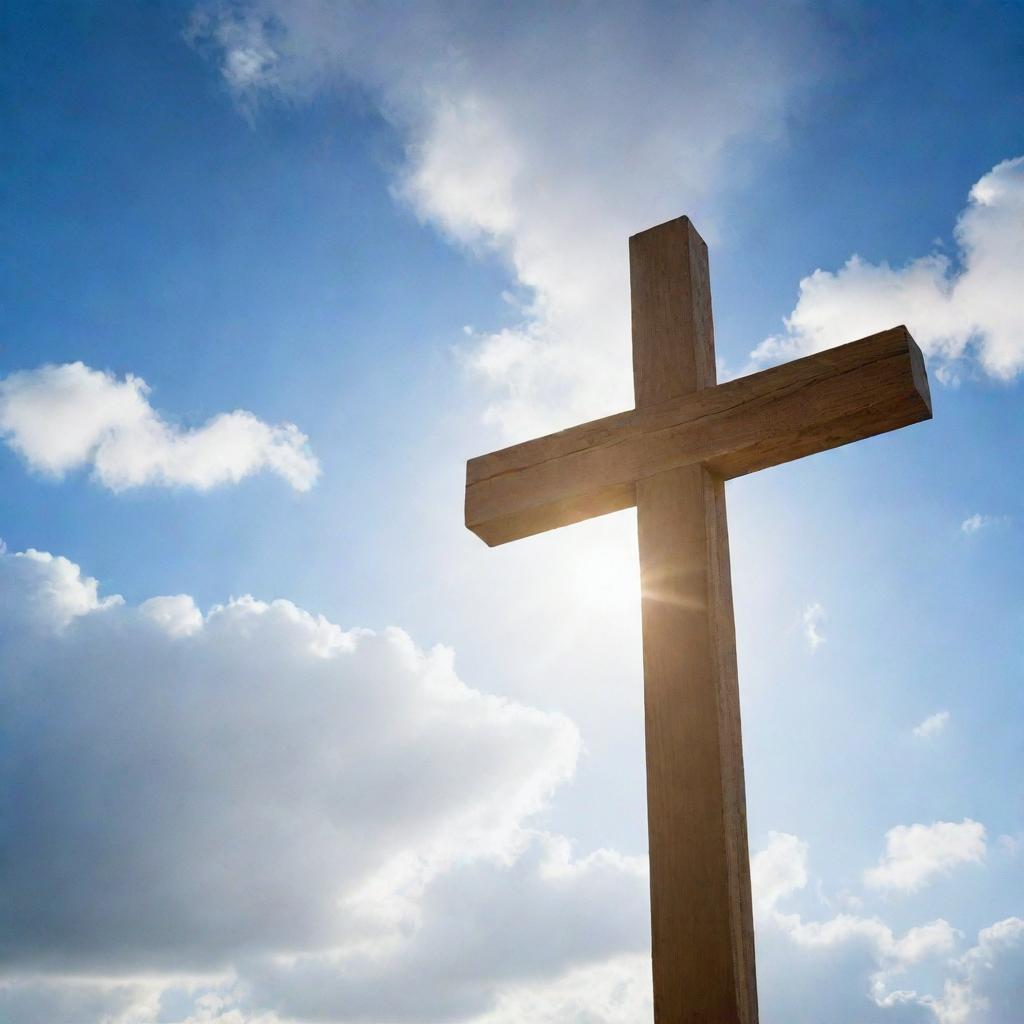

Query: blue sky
[{"left": 1, "top": 2, "right": 1022, "bottom": 1022}]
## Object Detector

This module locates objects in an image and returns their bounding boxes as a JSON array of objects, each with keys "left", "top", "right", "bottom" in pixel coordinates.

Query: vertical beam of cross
[{"left": 631, "top": 218, "right": 757, "bottom": 1023}]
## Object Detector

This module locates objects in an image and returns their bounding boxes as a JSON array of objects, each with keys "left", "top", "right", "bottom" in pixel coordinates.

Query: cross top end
[{"left": 630, "top": 216, "right": 717, "bottom": 402}]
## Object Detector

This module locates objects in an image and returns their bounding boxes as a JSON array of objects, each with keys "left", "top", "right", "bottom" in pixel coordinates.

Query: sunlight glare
[{"left": 559, "top": 514, "right": 640, "bottom": 613}]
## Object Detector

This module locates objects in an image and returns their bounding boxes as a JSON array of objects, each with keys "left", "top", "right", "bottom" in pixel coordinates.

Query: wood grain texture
[
  {"left": 631, "top": 216, "right": 715, "bottom": 404},
  {"left": 631, "top": 218, "right": 757, "bottom": 1023},
  {"left": 465, "top": 325, "right": 931, "bottom": 546}
]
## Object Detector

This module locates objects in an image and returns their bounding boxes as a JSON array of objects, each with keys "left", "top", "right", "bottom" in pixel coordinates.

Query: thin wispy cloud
[
  {"left": 0, "top": 362, "right": 320, "bottom": 492},
  {"left": 802, "top": 601, "right": 827, "bottom": 651},
  {"left": 913, "top": 710, "right": 951, "bottom": 739},
  {"left": 997, "top": 834, "right": 1022, "bottom": 856},
  {"left": 961, "top": 512, "right": 1010, "bottom": 534}
]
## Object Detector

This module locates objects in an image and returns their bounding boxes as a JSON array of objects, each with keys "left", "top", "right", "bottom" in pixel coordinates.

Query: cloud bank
[
  {"left": 0, "top": 562, "right": 1014, "bottom": 1024},
  {"left": 0, "top": 362, "right": 320, "bottom": 491},
  {"left": 751, "top": 157, "right": 1024, "bottom": 383},
  {"left": 0, "top": 544, "right": 650, "bottom": 1022}
]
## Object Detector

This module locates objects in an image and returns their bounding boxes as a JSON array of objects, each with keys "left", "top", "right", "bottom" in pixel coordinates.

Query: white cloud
[
  {"left": 779, "top": 912, "right": 960, "bottom": 1002},
  {"left": 190, "top": 0, "right": 821, "bottom": 436},
  {"left": 5, "top": 547, "right": 124, "bottom": 629},
  {"left": 244, "top": 835, "right": 649, "bottom": 1022},
  {"left": 750, "top": 156, "right": 1024, "bottom": 382},
  {"left": 802, "top": 601, "right": 827, "bottom": 650},
  {"left": 0, "top": 955, "right": 658, "bottom": 1024},
  {"left": 475, "top": 953, "right": 653, "bottom": 1024},
  {"left": 913, "top": 710, "right": 951, "bottom": 740},
  {"left": 758, "top": 874, "right": 1024, "bottom": 1024},
  {"left": 752, "top": 833, "right": 961, "bottom": 1017},
  {"left": 0, "top": 362, "right": 319, "bottom": 491},
  {"left": 922, "top": 917, "right": 1024, "bottom": 1024},
  {"left": 0, "top": 977, "right": 167, "bottom": 1024},
  {"left": 0, "top": 545, "right": 650, "bottom": 1022},
  {"left": 961, "top": 513, "right": 1010, "bottom": 535},
  {"left": 140, "top": 593, "right": 206, "bottom": 637},
  {"left": 961, "top": 514, "right": 987, "bottom": 534},
  {"left": 751, "top": 831, "right": 809, "bottom": 915},
  {"left": 750, "top": 833, "right": 1021, "bottom": 1022},
  {"left": 865, "top": 820, "right": 987, "bottom": 893}
]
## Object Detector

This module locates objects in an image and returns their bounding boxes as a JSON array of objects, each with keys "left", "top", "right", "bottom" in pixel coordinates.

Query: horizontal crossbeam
[{"left": 466, "top": 326, "right": 931, "bottom": 546}]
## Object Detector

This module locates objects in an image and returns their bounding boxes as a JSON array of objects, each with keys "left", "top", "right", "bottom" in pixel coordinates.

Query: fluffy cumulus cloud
[
  {"left": 751, "top": 157, "right": 1024, "bottom": 383},
  {"left": 0, "top": 362, "right": 319, "bottom": 491},
  {"left": 865, "top": 820, "right": 987, "bottom": 894},
  {"left": 189, "top": 0, "right": 819, "bottom": 436},
  {"left": 2, "top": 547, "right": 1019, "bottom": 1022},
  {"left": 0, "top": 545, "right": 650, "bottom": 1022}
]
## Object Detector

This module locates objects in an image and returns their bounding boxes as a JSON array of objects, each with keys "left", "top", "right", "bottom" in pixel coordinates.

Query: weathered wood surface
[
  {"left": 631, "top": 217, "right": 757, "bottom": 1023},
  {"left": 466, "top": 324, "right": 931, "bottom": 546}
]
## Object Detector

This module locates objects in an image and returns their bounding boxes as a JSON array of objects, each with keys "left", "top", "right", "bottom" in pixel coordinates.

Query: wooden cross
[{"left": 464, "top": 216, "right": 932, "bottom": 1022}]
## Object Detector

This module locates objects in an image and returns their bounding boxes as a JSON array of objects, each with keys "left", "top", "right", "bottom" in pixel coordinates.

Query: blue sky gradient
[{"left": 1, "top": 2, "right": 1022, "bottom": 1022}]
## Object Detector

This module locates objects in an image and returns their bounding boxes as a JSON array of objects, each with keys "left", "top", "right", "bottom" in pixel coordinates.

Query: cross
[{"left": 464, "top": 216, "right": 932, "bottom": 1022}]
